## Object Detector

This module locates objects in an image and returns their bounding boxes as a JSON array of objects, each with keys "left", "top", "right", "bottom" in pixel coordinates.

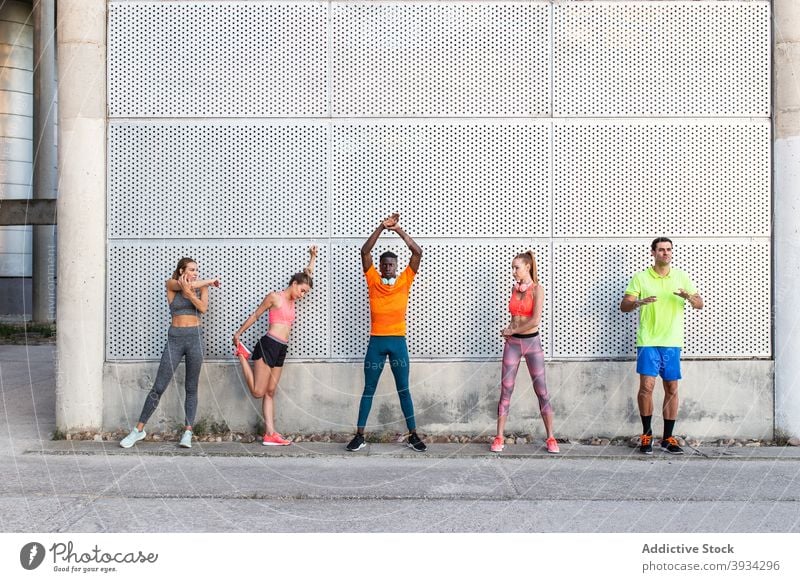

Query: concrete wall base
[{"left": 104, "top": 360, "right": 773, "bottom": 440}]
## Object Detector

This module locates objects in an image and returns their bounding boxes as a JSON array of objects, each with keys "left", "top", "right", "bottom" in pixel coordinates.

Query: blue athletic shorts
[{"left": 636, "top": 347, "right": 682, "bottom": 381}]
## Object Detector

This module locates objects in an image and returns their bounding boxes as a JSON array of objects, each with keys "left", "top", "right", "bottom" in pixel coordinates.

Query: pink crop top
[
  {"left": 508, "top": 286, "right": 534, "bottom": 317},
  {"left": 269, "top": 291, "right": 296, "bottom": 326}
]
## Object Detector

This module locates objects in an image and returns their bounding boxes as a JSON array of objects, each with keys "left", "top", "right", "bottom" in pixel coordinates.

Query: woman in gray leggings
[{"left": 120, "top": 257, "right": 220, "bottom": 449}]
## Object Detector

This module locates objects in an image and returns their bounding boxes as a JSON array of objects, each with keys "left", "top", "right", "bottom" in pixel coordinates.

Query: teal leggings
[{"left": 357, "top": 336, "right": 416, "bottom": 430}]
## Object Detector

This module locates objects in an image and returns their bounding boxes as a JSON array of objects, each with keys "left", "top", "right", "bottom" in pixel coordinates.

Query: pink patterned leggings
[{"left": 498, "top": 334, "right": 552, "bottom": 418}]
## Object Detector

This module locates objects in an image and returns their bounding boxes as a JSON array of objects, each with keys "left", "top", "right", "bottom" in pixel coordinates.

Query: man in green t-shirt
[{"left": 620, "top": 237, "right": 703, "bottom": 455}]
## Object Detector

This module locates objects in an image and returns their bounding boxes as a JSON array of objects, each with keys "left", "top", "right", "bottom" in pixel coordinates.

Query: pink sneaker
[
  {"left": 490, "top": 436, "right": 504, "bottom": 452},
  {"left": 234, "top": 341, "right": 252, "bottom": 358},
  {"left": 262, "top": 432, "right": 291, "bottom": 446},
  {"left": 545, "top": 437, "right": 560, "bottom": 454}
]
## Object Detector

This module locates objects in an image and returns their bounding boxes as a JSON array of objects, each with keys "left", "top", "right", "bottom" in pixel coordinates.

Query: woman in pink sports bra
[
  {"left": 491, "top": 250, "right": 560, "bottom": 454},
  {"left": 232, "top": 246, "right": 317, "bottom": 446}
]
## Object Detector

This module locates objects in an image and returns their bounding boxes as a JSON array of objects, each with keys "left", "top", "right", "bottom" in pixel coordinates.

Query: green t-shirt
[{"left": 624, "top": 267, "right": 697, "bottom": 347}]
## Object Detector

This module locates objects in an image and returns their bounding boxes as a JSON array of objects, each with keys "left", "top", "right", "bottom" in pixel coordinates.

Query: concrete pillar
[
  {"left": 32, "top": 0, "right": 57, "bottom": 323},
  {"left": 55, "top": 0, "right": 105, "bottom": 430},
  {"left": 774, "top": 0, "right": 800, "bottom": 440}
]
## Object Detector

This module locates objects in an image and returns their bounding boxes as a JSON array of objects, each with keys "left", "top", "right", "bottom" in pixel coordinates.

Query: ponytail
[{"left": 514, "top": 251, "right": 539, "bottom": 285}]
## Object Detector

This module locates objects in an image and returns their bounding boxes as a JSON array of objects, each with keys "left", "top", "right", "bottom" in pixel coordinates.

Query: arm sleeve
[
  {"left": 624, "top": 273, "right": 640, "bottom": 297},
  {"left": 365, "top": 265, "right": 380, "bottom": 289},
  {"left": 399, "top": 266, "right": 416, "bottom": 289}
]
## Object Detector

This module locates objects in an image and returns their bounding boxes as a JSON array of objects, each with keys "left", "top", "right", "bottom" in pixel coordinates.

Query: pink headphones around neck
[{"left": 514, "top": 281, "right": 532, "bottom": 292}]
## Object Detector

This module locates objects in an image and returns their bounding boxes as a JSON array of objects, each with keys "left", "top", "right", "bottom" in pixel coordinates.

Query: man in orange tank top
[{"left": 346, "top": 213, "right": 427, "bottom": 452}]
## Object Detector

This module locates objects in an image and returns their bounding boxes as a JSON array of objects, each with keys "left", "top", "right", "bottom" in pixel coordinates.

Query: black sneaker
[
  {"left": 346, "top": 433, "right": 366, "bottom": 451},
  {"left": 639, "top": 431, "right": 653, "bottom": 455},
  {"left": 660, "top": 436, "right": 684, "bottom": 455},
  {"left": 407, "top": 433, "right": 427, "bottom": 452}
]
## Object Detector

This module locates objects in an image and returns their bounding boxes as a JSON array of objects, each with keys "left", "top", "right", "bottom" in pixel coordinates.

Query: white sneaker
[
  {"left": 120, "top": 427, "right": 146, "bottom": 448},
  {"left": 179, "top": 430, "right": 193, "bottom": 448}
]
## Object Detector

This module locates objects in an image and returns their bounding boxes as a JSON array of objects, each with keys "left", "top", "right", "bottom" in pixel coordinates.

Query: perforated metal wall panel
[
  {"left": 107, "top": 242, "right": 328, "bottom": 360},
  {"left": 553, "top": 120, "right": 771, "bottom": 237},
  {"left": 332, "top": 2, "right": 550, "bottom": 117},
  {"left": 108, "top": 1, "right": 328, "bottom": 117},
  {"left": 331, "top": 242, "right": 551, "bottom": 359},
  {"left": 108, "top": 122, "right": 329, "bottom": 238},
  {"left": 553, "top": 1, "right": 770, "bottom": 117},
  {"left": 106, "top": 1, "right": 773, "bottom": 362},
  {"left": 552, "top": 241, "right": 770, "bottom": 358},
  {"left": 333, "top": 121, "right": 551, "bottom": 237}
]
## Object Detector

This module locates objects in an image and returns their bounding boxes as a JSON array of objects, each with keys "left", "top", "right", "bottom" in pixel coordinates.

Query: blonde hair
[{"left": 514, "top": 250, "right": 539, "bottom": 285}]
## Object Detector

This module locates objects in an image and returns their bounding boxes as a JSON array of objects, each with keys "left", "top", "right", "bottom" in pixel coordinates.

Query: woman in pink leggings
[{"left": 491, "top": 250, "right": 559, "bottom": 454}]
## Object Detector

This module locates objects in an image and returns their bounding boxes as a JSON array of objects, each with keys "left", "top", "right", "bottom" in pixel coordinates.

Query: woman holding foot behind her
[
  {"left": 120, "top": 257, "right": 220, "bottom": 449},
  {"left": 232, "top": 246, "right": 317, "bottom": 446},
  {"left": 491, "top": 250, "right": 559, "bottom": 454}
]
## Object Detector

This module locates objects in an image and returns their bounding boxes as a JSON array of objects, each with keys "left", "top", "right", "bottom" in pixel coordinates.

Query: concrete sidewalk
[{"left": 32, "top": 440, "right": 800, "bottom": 461}]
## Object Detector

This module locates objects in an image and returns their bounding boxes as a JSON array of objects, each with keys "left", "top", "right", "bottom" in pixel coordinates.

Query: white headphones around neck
[{"left": 381, "top": 277, "right": 397, "bottom": 286}]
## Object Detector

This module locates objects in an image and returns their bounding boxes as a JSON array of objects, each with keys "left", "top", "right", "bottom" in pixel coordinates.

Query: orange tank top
[{"left": 508, "top": 286, "right": 534, "bottom": 317}]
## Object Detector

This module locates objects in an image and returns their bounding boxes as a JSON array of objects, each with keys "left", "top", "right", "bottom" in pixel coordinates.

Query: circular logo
[{"left": 20, "top": 542, "right": 46, "bottom": 570}]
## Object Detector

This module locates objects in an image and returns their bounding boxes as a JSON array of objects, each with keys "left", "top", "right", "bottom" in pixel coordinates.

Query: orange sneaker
[
  {"left": 262, "top": 432, "right": 291, "bottom": 446},
  {"left": 490, "top": 436, "right": 504, "bottom": 452},
  {"left": 234, "top": 341, "right": 252, "bottom": 359},
  {"left": 639, "top": 432, "right": 653, "bottom": 455},
  {"left": 660, "top": 436, "right": 684, "bottom": 455},
  {"left": 545, "top": 437, "right": 560, "bottom": 454}
]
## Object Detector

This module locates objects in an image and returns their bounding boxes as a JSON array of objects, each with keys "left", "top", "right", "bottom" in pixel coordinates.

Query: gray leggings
[{"left": 138, "top": 326, "right": 204, "bottom": 426}]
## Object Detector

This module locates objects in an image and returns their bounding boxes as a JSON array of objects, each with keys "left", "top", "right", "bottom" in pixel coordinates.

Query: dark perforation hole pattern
[
  {"left": 552, "top": 3, "right": 769, "bottom": 117},
  {"left": 109, "top": 122, "right": 329, "bottom": 239},
  {"left": 332, "top": 3, "right": 549, "bottom": 117},
  {"left": 332, "top": 122, "right": 550, "bottom": 238},
  {"left": 552, "top": 122, "right": 769, "bottom": 238},
  {"left": 107, "top": 244, "right": 329, "bottom": 360},
  {"left": 109, "top": 2, "right": 327, "bottom": 117},
  {"left": 104, "top": 4, "right": 769, "bottom": 360},
  {"left": 550, "top": 243, "right": 769, "bottom": 358},
  {"left": 330, "top": 243, "right": 550, "bottom": 359},
  {"left": 107, "top": 238, "right": 769, "bottom": 359}
]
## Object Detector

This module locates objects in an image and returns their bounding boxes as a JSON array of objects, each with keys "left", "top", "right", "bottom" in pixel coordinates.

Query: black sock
[
  {"left": 663, "top": 419, "right": 676, "bottom": 440},
  {"left": 641, "top": 415, "right": 652, "bottom": 434}
]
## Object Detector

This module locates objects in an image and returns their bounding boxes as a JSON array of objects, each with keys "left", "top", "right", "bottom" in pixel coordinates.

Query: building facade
[{"left": 55, "top": 0, "right": 799, "bottom": 440}]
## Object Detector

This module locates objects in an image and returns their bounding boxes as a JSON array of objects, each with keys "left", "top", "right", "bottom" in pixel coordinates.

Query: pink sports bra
[
  {"left": 508, "top": 286, "right": 535, "bottom": 317},
  {"left": 269, "top": 291, "right": 296, "bottom": 326}
]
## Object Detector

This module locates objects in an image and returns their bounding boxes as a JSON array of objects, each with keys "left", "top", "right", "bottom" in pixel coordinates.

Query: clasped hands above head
[{"left": 382, "top": 213, "right": 400, "bottom": 230}]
